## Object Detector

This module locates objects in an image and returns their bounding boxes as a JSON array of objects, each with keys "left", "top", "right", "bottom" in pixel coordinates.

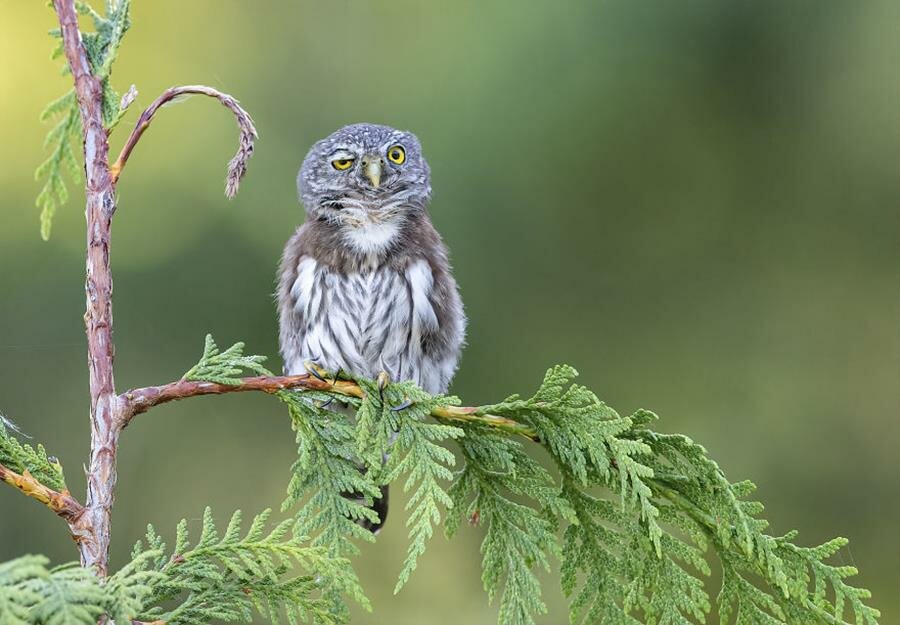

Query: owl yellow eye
[
  {"left": 332, "top": 158, "right": 354, "bottom": 171},
  {"left": 387, "top": 145, "right": 406, "bottom": 165}
]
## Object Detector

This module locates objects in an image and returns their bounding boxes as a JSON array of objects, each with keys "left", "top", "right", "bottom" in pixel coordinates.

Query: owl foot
[
  {"left": 390, "top": 398, "right": 414, "bottom": 412},
  {"left": 315, "top": 397, "right": 334, "bottom": 410}
]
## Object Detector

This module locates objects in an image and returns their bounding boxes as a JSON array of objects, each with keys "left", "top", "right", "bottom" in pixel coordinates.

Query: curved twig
[{"left": 109, "top": 85, "right": 258, "bottom": 198}]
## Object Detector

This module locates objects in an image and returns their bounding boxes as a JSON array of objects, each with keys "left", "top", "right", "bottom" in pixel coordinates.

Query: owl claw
[
  {"left": 316, "top": 397, "right": 335, "bottom": 410},
  {"left": 304, "top": 360, "right": 328, "bottom": 384},
  {"left": 390, "top": 398, "right": 414, "bottom": 412}
]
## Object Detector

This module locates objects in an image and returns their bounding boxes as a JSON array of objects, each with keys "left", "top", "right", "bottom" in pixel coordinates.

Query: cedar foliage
[
  {"left": 2, "top": 337, "right": 880, "bottom": 625},
  {"left": 36, "top": 0, "right": 131, "bottom": 240}
]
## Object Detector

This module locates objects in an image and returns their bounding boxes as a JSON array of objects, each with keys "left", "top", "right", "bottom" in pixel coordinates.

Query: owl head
[{"left": 297, "top": 123, "right": 432, "bottom": 223}]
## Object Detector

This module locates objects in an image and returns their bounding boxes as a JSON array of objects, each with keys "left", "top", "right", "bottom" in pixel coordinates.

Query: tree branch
[
  {"left": 52, "top": 1, "right": 261, "bottom": 578},
  {"left": 53, "top": 0, "right": 119, "bottom": 575},
  {"left": 0, "top": 462, "right": 86, "bottom": 522},
  {"left": 109, "top": 85, "right": 258, "bottom": 197},
  {"left": 0, "top": 461, "right": 93, "bottom": 549},
  {"left": 119, "top": 374, "right": 540, "bottom": 441}
]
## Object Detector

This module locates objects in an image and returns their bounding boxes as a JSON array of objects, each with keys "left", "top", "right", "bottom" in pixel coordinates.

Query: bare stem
[
  {"left": 53, "top": 0, "right": 120, "bottom": 575},
  {"left": 110, "top": 85, "right": 258, "bottom": 197},
  {"left": 119, "top": 374, "right": 539, "bottom": 441}
]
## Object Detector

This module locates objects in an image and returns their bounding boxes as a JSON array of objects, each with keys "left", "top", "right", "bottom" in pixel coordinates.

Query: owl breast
[{"left": 283, "top": 256, "right": 441, "bottom": 391}]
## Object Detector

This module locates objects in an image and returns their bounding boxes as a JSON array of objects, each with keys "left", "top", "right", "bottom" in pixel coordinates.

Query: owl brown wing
[
  {"left": 277, "top": 225, "right": 312, "bottom": 375},
  {"left": 416, "top": 248, "right": 466, "bottom": 395}
]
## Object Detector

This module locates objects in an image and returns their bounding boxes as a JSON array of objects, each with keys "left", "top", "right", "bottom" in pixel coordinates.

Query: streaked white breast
[{"left": 284, "top": 256, "right": 440, "bottom": 391}]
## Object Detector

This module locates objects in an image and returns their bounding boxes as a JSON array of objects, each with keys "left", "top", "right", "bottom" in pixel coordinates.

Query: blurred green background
[{"left": 2, "top": 1, "right": 899, "bottom": 623}]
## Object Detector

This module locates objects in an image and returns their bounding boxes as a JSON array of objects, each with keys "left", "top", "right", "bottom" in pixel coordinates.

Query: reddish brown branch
[
  {"left": 110, "top": 85, "right": 258, "bottom": 197},
  {"left": 121, "top": 373, "right": 359, "bottom": 426},
  {"left": 119, "top": 373, "right": 539, "bottom": 441},
  {"left": 54, "top": 0, "right": 120, "bottom": 575},
  {"left": 52, "top": 1, "right": 260, "bottom": 577}
]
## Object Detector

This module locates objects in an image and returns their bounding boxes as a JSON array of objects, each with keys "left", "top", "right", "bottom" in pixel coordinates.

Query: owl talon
[
  {"left": 316, "top": 397, "right": 335, "bottom": 410},
  {"left": 304, "top": 360, "right": 328, "bottom": 384},
  {"left": 329, "top": 367, "right": 345, "bottom": 385},
  {"left": 390, "top": 398, "right": 414, "bottom": 412}
]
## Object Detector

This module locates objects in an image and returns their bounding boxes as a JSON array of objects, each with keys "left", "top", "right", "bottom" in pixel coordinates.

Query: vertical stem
[{"left": 54, "top": 0, "right": 121, "bottom": 576}]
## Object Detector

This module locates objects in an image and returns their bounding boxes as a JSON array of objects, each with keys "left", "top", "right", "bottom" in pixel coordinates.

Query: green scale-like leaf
[
  {"left": 0, "top": 556, "right": 48, "bottom": 625},
  {"left": 352, "top": 379, "right": 464, "bottom": 593},
  {"left": 183, "top": 334, "right": 272, "bottom": 383},
  {"left": 447, "top": 427, "right": 570, "bottom": 625},
  {"left": 129, "top": 507, "right": 358, "bottom": 625},
  {"left": 0, "top": 420, "right": 66, "bottom": 492}
]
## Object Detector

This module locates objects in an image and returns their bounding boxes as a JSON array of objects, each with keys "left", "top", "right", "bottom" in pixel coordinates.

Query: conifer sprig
[
  {"left": 183, "top": 334, "right": 272, "bottom": 384},
  {"left": 352, "top": 379, "right": 465, "bottom": 593},
  {"left": 277, "top": 390, "right": 378, "bottom": 553},
  {"left": 0, "top": 554, "right": 158, "bottom": 625},
  {"left": 0, "top": 556, "right": 50, "bottom": 625},
  {"left": 130, "top": 507, "right": 358, "bottom": 625},
  {"left": 37, "top": 0, "right": 131, "bottom": 240},
  {"left": 448, "top": 428, "right": 571, "bottom": 625},
  {"left": 0, "top": 419, "right": 66, "bottom": 493},
  {"left": 35, "top": 98, "right": 80, "bottom": 241},
  {"left": 0, "top": 509, "right": 348, "bottom": 625}
]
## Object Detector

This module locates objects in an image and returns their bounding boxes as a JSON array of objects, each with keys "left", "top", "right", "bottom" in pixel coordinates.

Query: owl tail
[
  {"left": 343, "top": 461, "right": 389, "bottom": 534},
  {"left": 356, "top": 483, "right": 389, "bottom": 534}
]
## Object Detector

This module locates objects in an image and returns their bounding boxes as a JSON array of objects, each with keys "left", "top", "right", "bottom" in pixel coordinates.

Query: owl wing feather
[
  {"left": 277, "top": 225, "right": 311, "bottom": 376},
  {"left": 415, "top": 252, "right": 465, "bottom": 394}
]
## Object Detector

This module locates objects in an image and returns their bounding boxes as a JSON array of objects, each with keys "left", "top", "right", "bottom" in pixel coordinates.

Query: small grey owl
[{"left": 277, "top": 123, "right": 466, "bottom": 532}]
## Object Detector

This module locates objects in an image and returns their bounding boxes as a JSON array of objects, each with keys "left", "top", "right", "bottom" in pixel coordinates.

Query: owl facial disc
[{"left": 297, "top": 123, "right": 432, "bottom": 222}]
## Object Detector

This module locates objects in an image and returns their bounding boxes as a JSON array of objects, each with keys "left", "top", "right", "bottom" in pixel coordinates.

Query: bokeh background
[{"left": 2, "top": 1, "right": 899, "bottom": 623}]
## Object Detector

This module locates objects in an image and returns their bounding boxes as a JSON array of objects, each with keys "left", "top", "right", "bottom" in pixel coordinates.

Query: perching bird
[{"left": 277, "top": 123, "right": 466, "bottom": 532}]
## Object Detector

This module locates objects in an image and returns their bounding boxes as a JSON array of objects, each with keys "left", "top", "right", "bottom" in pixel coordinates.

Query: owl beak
[{"left": 363, "top": 157, "right": 383, "bottom": 188}]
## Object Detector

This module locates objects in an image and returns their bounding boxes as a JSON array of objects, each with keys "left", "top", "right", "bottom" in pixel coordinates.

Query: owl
[{"left": 277, "top": 123, "right": 466, "bottom": 532}]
